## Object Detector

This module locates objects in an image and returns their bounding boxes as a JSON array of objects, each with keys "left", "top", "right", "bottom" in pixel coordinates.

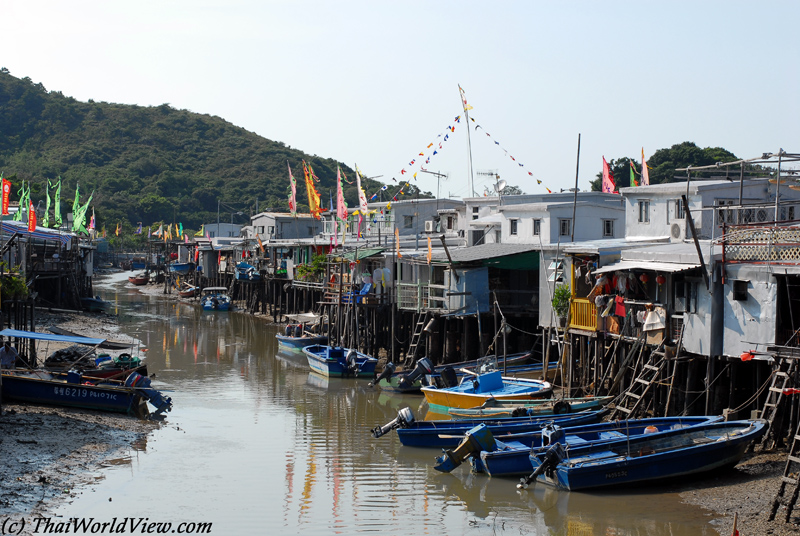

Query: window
[
  {"left": 547, "top": 260, "right": 564, "bottom": 282},
  {"left": 307, "top": 226, "right": 314, "bottom": 236},
  {"left": 267, "top": 226, "right": 275, "bottom": 236},
  {"left": 533, "top": 219, "right": 541, "bottom": 236},
  {"left": 603, "top": 219, "right": 614, "bottom": 237},
  {"left": 495, "top": 230, "right": 502, "bottom": 243},
  {"left": 674, "top": 199, "right": 685, "bottom": 220},
  {"left": 638, "top": 200, "right": 650, "bottom": 223},
  {"left": 403, "top": 215, "right": 414, "bottom": 229},
  {"left": 472, "top": 207, "right": 479, "bottom": 220},
  {"left": 257, "top": 226, "right": 265, "bottom": 234},
  {"left": 509, "top": 219, "right": 518, "bottom": 235},
  {"left": 732, "top": 280, "right": 748, "bottom": 301},
  {"left": 559, "top": 219, "right": 571, "bottom": 237},
  {"left": 446, "top": 216, "right": 454, "bottom": 230},
  {"left": 674, "top": 280, "right": 697, "bottom": 313}
]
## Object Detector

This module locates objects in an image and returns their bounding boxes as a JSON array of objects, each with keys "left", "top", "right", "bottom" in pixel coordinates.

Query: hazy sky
[{"left": 3, "top": 1, "right": 798, "bottom": 199}]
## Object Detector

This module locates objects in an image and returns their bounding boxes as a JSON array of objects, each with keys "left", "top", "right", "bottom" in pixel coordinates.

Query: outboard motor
[
  {"left": 284, "top": 324, "right": 293, "bottom": 337},
  {"left": 398, "top": 357, "right": 434, "bottom": 390},
  {"left": 434, "top": 423, "right": 499, "bottom": 473},
  {"left": 346, "top": 349, "right": 359, "bottom": 374},
  {"left": 371, "top": 407, "right": 415, "bottom": 438},
  {"left": 517, "top": 442, "right": 566, "bottom": 490},
  {"left": 440, "top": 366, "right": 458, "bottom": 388},
  {"left": 125, "top": 372, "right": 173, "bottom": 417},
  {"left": 294, "top": 324, "right": 303, "bottom": 338},
  {"left": 369, "top": 362, "right": 396, "bottom": 388}
]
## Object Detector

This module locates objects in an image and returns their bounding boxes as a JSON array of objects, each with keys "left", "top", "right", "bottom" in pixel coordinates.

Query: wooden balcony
[{"left": 569, "top": 297, "right": 597, "bottom": 331}]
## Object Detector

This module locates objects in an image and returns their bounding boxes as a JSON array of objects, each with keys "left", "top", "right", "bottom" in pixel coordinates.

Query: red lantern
[
  {"left": 656, "top": 275, "right": 666, "bottom": 285},
  {"left": 639, "top": 273, "right": 649, "bottom": 283}
]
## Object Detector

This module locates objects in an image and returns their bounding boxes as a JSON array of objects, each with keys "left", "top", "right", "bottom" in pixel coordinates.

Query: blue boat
[
  {"left": 130, "top": 257, "right": 147, "bottom": 270},
  {"left": 371, "top": 407, "right": 608, "bottom": 448},
  {"left": 80, "top": 296, "right": 111, "bottom": 313},
  {"left": 235, "top": 262, "right": 261, "bottom": 281},
  {"left": 275, "top": 313, "right": 327, "bottom": 353},
  {"left": 432, "top": 415, "right": 720, "bottom": 474},
  {"left": 200, "top": 287, "right": 231, "bottom": 311},
  {"left": 0, "top": 329, "right": 171, "bottom": 419},
  {"left": 168, "top": 262, "right": 195, "bottom": 275},
  {"left": 519, "top": 419, "right": 767, "bottom": 491},
  {"left": 448, "top": 395, "right": 611, "bottom": 419},
  {"left": 302, "top": 345, "right": 378, "bottom": 378}
]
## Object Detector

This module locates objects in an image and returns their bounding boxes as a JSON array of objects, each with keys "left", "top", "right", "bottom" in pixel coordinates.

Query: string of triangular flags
[{"left": 367, "top": 113, "right": 463, "bottom": 202}]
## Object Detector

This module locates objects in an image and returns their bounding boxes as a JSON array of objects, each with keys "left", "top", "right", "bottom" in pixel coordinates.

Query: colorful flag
[
  {"left": 355, "top": 166, "right": 369, "bottom": 216},
  {"left": 336, "top": 166, "right": 347, "bottom": 222},
  {"left": 1, "top": 175, "right": 11, "bottom": 216},
  {"left": 395, "top": 227, "right": 401, "bottom": 258},
  {"left": 135, "top": 222, "right": 142, "bottom": 234},
  {"left": 641, "top": 148, "right": 650, "bottom": 186},
  {"left": 629, "top": 161, "right": 639, "bottom": 187},
  {"left": 302, "top": 160, "right": 323, "bottom": 219},
  {"left": 427, "top": 236, "right": 432, "bottom": 265},
  {"left": 287, "top": 161, "right": 297, "bottom": 217},
  {"left": 195, "top": 224, "right": 204, "bottom": 237},
  {"left": 89, "top": 208, "right": 95, "bottom": 230},
  {"left": 602, "top": 157, "right": 616, "bottom": 193},
  {"left": 27, "top": 199, "right": 36, "bottom": 232},
  {"left": 72, "top": 190, "right": 93, "bottom": 234},
  {"left": 458, "top": 84, "right": 473, "bottom": 111},
  {"left": 257, "top": 236, "right": 264, "bottom": 253},
  {"left": 115, "top": 222, "right": 120, "bottom": 236},
  {"left": 71, "top": 183, "right": 80, "bottom": 225}
]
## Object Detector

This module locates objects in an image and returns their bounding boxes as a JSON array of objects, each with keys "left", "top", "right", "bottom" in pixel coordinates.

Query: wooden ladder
[
  {"left": 758, "top": 356, "right": 798, "bottom": 450},
  {"left": 609, "top": 341, "right": 668, "bottom": 420},
  {"left": 769, "top": 417, "right": 800, "bottom": 522},
  {"left": 403, "top": 311, "right": 429, "bottom": 368}
]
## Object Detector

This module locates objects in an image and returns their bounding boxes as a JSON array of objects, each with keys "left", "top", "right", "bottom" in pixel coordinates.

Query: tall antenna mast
[{"left": 459, "top": 85, "right": 475, "bottom": 197}]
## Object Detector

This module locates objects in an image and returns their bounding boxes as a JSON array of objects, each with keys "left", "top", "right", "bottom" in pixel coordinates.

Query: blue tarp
[{"left": 0, "top": 329, "right": 105, "bottom": 346}]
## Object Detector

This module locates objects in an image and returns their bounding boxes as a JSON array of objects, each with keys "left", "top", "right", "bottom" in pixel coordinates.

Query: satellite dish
[{"left": 494, "top": 179, "right": 507, "bottom": 192}]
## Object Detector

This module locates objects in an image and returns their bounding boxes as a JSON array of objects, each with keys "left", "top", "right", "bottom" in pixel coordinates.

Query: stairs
[
  {"left": 769, "top": 416, "right": 800, "bottom": 522},
  {"left": 403, "top": 311, "right": 430, "bottom": 368}
]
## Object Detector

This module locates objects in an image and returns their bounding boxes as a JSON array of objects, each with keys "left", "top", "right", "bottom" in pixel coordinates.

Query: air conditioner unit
[
  {"left": 671, "top": 223, "right": 682, "bottom": 240},
  {"left": 424, "top": 220, "right": 435, "bottom": 233}
]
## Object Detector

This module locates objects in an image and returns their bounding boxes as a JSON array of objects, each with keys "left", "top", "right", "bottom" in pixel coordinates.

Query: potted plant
[{"left": 551, "top": 284, "right": 571, "bottom": 327}]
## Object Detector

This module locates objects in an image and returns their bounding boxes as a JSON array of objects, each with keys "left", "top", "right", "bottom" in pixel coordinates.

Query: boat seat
[{"left": 597, "top": 431, "right": 626, "bottom": 440}]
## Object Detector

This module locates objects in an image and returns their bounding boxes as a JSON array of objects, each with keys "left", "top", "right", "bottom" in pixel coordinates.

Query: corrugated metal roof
[
  {"left": 594, "top": 260, "right": 700, "bottom": 274},
  {"left": 338, "top": 247, "right": 385, "bottom": 261},
  {"left": 431, "top": 243, "right": 540, "bottom": 263}
]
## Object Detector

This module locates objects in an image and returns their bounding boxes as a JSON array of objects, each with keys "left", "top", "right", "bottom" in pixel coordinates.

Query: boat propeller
[
  {"left": 346, "top": 349, "right": 359, "bottom": 374},
  {"left": 433, "top": 423, "right": 500, "bottom": 473},
  {"left": 125, "top": 372, "right": 173, "bottom": 417},
  {"left": 371, "top": 407, "right": 415, "bottom": 438},
  {"left": 517, "top": 442, "right": 565, "bottom": 490},
  {"left": 369, "top": 362, "right": 396, "bottom": 388},
  {"left": 398, "top": 357, "right": 433, "bottom": 390}
]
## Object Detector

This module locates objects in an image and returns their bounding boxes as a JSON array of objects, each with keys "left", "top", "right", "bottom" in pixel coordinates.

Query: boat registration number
[
  {"left": 53, "top": 386, "right": 119, "bottom": 400},
  {"left": 605, "top": 470, "right": 627, "bottom": 480}
]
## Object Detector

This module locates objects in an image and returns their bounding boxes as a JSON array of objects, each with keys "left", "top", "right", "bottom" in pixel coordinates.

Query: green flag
[
  {"left": 12, "top": 182, "right": 24, "bottom": 221},
  {"left": 72, "top": 190, "right": 93, "bottom": 234},
  {"left": 54, "top": 178, "right": 62, "bottom": 228},
  {"left": 43, "top": 180, "right": 51, "bottom": 228}
]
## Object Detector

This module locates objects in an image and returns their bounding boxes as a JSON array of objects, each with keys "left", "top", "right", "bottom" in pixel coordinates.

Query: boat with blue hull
[
  {"left": 168, "top": 262, "right": 195, "bottom": 275},
  {"left": 432, "top": 415, "right": 721, "bottom": 474},
  {"left": 302, "top": 345, "right": 378, "bottom": 378},
  {"left": 235, "top": 262, "right": 261, "bottom": 281},
  {"left": 448, "top": 395, "right": 611, "bottom": 419},
  {"left": 276, "top": 313, "right": 328, "bottom": 353},
  {"left": 371, "top": 407, "right": 608, "bottom": 448},
  {"left": 200, "top": 287, "right": 231, "bottom": 311},
  {"left": 518, "top": 419, "right": 767, "bottom": 491}
]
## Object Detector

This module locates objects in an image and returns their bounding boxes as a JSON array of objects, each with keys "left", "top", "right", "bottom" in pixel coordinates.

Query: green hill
[{"left": 0, "top": 69, "right": 412, "bottom": 233}]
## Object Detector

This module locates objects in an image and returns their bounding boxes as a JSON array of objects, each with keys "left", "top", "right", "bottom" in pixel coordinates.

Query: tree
[
  {"left": 502, "top": 184, "right": 524, "bottom": 195},
  {"left": 590, "top": 142, "right": 739, "bottom": 191}
]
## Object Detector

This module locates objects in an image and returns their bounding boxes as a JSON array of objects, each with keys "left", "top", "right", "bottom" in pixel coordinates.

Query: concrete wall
[{"left": 720, "top": 264, "right": 778, "bottom": 358}]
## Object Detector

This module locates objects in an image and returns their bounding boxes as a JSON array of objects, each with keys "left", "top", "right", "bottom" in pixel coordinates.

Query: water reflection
[{"left": 48, "top": 273, "right": 723, "bottom": 535}]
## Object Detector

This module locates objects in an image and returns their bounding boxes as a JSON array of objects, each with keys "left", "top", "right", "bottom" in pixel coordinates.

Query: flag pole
[
  {"left": 570, "top": 133, "right": 581, "bottom": 242},
  {"left": 459, "top": 85, "right": 475, "bottom": 197}
]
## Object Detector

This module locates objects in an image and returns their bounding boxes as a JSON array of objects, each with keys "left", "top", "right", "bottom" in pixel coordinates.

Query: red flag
[
  {"left": 27, "top": 200, "right": 36, "bottom": 231},
  {"left": 1, "top": 179, "right": 10, "bottom": 216},
  {"left": 602, "top": 157, "right": 616, "bottom": 193}
]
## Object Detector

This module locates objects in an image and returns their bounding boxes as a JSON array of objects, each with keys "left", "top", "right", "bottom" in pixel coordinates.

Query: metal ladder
[
  {"left": 769, "top": 417, "right": 800, "bottom": 522},
  {"left": 609, "top": 341, "right": 669, "bottom": 420},
  {"left": 759, "top": 357, "right": 798, "bottom": 450},
  {"left": 404, "top": 311, "right": 429, "bottom": 368}
]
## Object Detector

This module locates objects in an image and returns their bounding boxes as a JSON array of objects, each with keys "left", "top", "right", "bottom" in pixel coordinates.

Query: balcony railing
[{"left": 569, "top": 297, "right": 597, "bottom": 331}]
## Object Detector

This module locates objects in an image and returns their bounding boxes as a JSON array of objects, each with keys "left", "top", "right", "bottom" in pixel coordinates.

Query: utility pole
[{"left": 419, "top": 169, "right": 448, "bottom": 211}]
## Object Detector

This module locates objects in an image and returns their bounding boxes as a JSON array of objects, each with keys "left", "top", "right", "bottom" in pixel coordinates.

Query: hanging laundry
[{"left": 614, "top": 295, "right": 626, "bottom": 317}]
